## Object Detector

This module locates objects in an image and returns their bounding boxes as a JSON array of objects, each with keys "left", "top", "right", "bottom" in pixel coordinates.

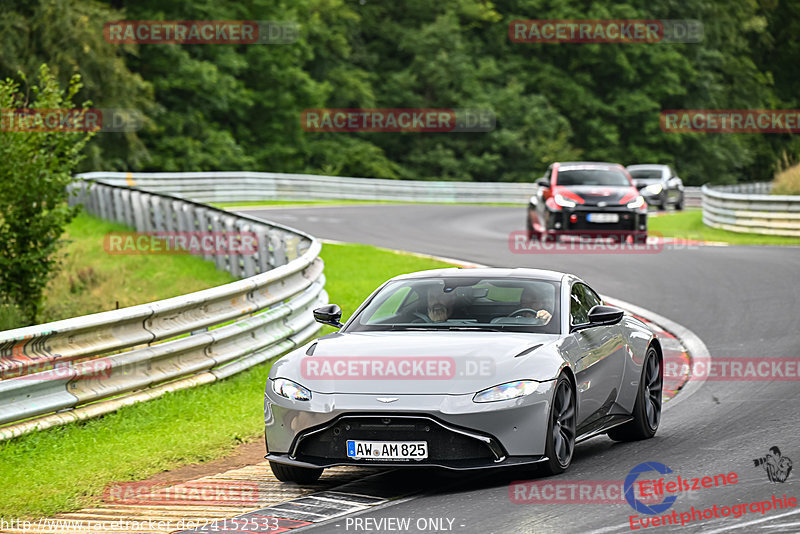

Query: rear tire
[
  {"left": 608, "top": 346, "right": 662, "bottom": 442},
  {"left": 541, "top": 375, "right": 576, "bottom": 476},
  {"left": 269, "top": 460, "right": 324, "bottom": 484},
  {"left": 675, "top": 197, "right": 684, "bottom": 211}
]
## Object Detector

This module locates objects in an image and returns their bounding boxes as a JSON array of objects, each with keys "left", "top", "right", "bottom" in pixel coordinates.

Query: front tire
[
  {"left": 608, "top": 346, "right": 662, "bottom": 442},
  {"left": 269, "top": 460, "right": 324, "bottom": 484},
  {"left": 541, "top": 374, "right": 576, "bottom": 476}
]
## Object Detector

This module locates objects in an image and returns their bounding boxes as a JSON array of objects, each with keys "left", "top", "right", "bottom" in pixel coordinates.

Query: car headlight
[
  {"left": 643, "top": 184, "right": 663, "bottom": 195},
  {"left": 272, "top": 378, "right": 312, "bottom": 401},
  {"left": 626, "top": 195, "right": 646, "bottom": 209},
  {"left": 473, "top": 380, "right": 545, "bottom": 403},
  {"left": 554, "top": 194, "right": 577, "bottom": 208}
]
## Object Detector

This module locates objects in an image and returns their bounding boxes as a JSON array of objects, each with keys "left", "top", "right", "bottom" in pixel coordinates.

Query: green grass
[
  {"left": 649, "top": 210, "right": 800, "bottom": 246},
  {"left": 0, "top": 242, "right": 452, "bottom": 520},
  {"left": 0, "top": 213, "right": 236, "bottom": 330}
]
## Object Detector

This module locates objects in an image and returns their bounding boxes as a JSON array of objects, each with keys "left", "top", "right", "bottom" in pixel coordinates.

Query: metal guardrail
[
  {"left": 0, "top": 180, "right": 327, "bottom": 440},
  {"left": 702, "top": 183, "right": 800, "bottom": 237},
  {"left": 77, "top": 171, "right": 704, "bottom": 207},
  {"left": 77, "top": 171, "right": 540, "bottom": 204},
  {"left": 683, "top": 187, "right": 702, "bottom": 207}
]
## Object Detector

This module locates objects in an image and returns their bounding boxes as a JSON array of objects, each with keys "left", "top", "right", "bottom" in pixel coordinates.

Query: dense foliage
[
  {"left": 0, "top": 66, "right": 94, "bottom": 323},
  {"left": 1, "top": 0, "right": 798, "bottom": 184}
]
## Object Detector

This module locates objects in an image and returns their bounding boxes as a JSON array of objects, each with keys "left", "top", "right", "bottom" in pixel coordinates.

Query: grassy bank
[
  {"left": 649, "top": 210, "right": 800, "bottom": 246},
  {"left": 0, "top": 241, "right": 451, "bottom": 520},
  {"left": 0, "top": 213, "right": 236, "bottom": 330},
  {"left": 772, "top": 164, "right": 800, "bottom": 195}
]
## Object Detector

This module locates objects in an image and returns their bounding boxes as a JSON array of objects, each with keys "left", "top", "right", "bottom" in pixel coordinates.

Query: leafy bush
[{"left": 0, "top": 65, "right": 94, "bottom": 324}]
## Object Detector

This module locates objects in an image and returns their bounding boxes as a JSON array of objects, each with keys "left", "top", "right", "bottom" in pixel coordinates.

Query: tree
[{"left": 0, "top": 65, "right": 95, "bottom": 324}]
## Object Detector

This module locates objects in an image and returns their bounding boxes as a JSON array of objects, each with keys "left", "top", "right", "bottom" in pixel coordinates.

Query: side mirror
[
  {"left": 571, "top": 305, "right": 624, "bottom": 332},
  {"left": 313, "top": 304, "right": 344, "bottom": 328},
  {"left": 588, "top": 305, "right": 624, "bottom": 325},
  {"left": 536, "top": 177, "right": 550, "bottom": 188}
]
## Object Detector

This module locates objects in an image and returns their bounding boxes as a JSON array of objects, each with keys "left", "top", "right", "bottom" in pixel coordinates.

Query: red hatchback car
[{"left": 527, "top": 162, "right": 648, "bottom": 243}]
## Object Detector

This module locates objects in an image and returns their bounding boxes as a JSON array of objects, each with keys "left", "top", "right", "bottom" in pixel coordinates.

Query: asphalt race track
[{"left": 242, "top": 204, "right": 800, "bottom": 534}]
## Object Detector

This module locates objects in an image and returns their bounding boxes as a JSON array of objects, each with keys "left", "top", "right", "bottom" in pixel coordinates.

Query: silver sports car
[{"left": 264, "top": 268, "right": 662, "bottom": 483}]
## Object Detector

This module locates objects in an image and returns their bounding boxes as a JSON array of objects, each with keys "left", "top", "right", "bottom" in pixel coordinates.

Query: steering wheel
[
  {"left": 509, "top": 308, "right": 539, "bottom": 317},
  {"left": 508, "top": 308, "right": 545, "bottom": 324},
  {"left": 412, "top": 311, "right": 433, "bottom": 323}
]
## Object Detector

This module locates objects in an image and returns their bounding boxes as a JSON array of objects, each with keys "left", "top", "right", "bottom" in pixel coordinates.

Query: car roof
[
  {"left": 555, "top": 161, "right": 624, "bottom": 168},
  {"left": 389, "top": 267, "right": 567, "bottom": 283},
  {"left": 626, "top": 164, "right": 669, "bottom": 170}
]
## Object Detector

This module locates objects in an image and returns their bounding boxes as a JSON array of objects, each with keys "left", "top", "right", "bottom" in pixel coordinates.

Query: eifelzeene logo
[
  {"left": 753, "top": 447, "right": 793, "bottom": 483},
  {"left": 624, "top": 462, "right": 678, "bottom": 515}
]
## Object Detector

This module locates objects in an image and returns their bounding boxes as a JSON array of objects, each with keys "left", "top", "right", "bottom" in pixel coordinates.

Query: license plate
[
  {"left": 587, "top": 213, "right": 619, "bottom": 223},
  {"left": 346, "top": 440, "right": 428, "bottom": 460}
]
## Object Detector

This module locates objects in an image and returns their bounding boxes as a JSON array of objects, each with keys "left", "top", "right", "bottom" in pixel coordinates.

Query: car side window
[
  {"left": 570, "top": 283, "right": 601, "bottom": 326},
  {"left": 584, "top": 285, "right": 602, "bottom": 310},
  {"left": 570, "top": 284, "right": 589, "bottom": 325}
]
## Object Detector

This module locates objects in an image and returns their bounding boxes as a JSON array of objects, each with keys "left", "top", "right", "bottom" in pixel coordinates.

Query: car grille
[
  {"left": 292, "top": 415, "right": 502, "bottom": 463},
  {"left": 556, "top": 211, "right": 642, "bottom": 231}
]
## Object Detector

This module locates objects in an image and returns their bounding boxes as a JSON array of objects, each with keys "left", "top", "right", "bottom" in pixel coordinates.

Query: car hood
[
  {"left": 557, "top": 185, "right": 637, "bottom": 206},
  {"left": 270, "top": 331, "right": 563, "bottom": 395}
]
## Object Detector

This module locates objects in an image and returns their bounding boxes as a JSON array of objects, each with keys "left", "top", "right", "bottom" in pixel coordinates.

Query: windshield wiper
[
  {"left": 444, "top": 325, "right": 505, "bottom": 332},
  {"left": 387, "top": 325, "right": 443, "bottom": 331}
]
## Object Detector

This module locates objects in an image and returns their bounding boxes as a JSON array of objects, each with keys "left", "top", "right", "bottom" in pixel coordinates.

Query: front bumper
[
  {"left": 640, "top": 192, "right": 665, "bottom": 207},
  {"left": 264, "top": 385, "right": 554, "bottom": 468},
  {"left": 266, "top": 414, "right": 547, "bottom": 470},
  {"left": 538, "top": 206, "right": 647, "bottom": 238},
  {"left": 266, "top": 452, "right": 548, "bottom": 471}
]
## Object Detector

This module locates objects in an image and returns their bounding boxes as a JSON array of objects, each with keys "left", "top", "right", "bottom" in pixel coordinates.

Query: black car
[
  {"left": 527, "top": 162, "right": 648, "bottom": 243},
  {"left": 626, "top": 164, "right": 685, "bottom": 211}
]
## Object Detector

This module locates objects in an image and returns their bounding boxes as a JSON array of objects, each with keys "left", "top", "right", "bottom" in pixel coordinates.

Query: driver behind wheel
[
  {"left": 426, "top": 288, "right": 457, "bottom": 322},
  {"left": 515, "top": 286, "right": 553, "bottom": 324}
]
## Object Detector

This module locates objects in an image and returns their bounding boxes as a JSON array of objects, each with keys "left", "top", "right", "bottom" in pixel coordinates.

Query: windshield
[
  {"left": 345, "top": 277, "right": 561, "bottom": 334},
  {"left": 556, "top": 169, "right": 631, "bottom": 187},
  {"left": 628, "top": 169, "right": 663, "bottom": 180}
]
